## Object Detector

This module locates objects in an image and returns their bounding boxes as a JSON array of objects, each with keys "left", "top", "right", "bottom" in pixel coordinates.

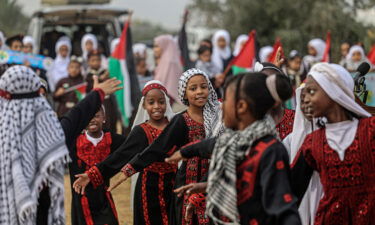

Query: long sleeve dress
[
  {"left": 180, "top": 136, "right": 301, "bottom": 225},
  {"left": 88, "top": 122, "right": 177, "bottom": 225},
  {"left": 60, "top": 89, "right": 126, "bottom": 225},
  {"left": 122, "top": 111, "right": 210, "bottom": 225},
  {"left": 291, "top": 117, "right": 375, "bottom": 225}
]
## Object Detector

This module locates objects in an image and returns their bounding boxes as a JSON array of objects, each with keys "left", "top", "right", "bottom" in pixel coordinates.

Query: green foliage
[
  {"left": 0, "top": 0, "right": 29, "bottom": 37},
  {"left": 132, "top": 19, "right": 173, "bottom": 44},
  {"left": 189, "top": 0, "right": 375, "bottom": 61}
]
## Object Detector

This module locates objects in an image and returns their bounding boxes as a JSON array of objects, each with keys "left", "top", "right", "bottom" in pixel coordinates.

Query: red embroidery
[
  {"left": 93, "top": 88, "right": 105, "bottom": 102},
  {"left": 141, "top": 172, "right": 151, "bottom": 225},
  {"left": 188, "top": 193, "right": 206, "bottom": 208},
  {"left": 283, "top": 194, "right": 292, "bottom": 203},
  {"left": 76, "top": 132, "right": 112, "bottom": 169},
  {"left": 142, "top": 83, "right": 168, "bottom": 96},
  {"left": 105, "top": 190, "right": 118, "bottom": 220},
  {"left": 159, "top": 174, "right": 169, "bottom": 225},
  {"left": 81, "top": 195, "right": 94, "bottom": 225},
  {"left": 86, "top": 166, "right": 104, "bottom": 188},
  {"left": 249, "top": 219, "right": 259, "bottom": 225},
  {"left": 237, "top": 139, "right": 277, "bottom": 205},
  {"left": 276, "top": 160, "right": 285, "bottom": 170},
  {"left": 121, "top": 164, "right": 137, "bottom": 177},
  {"left": 275, "top": 109, "right": 295, "bottom": 140}
]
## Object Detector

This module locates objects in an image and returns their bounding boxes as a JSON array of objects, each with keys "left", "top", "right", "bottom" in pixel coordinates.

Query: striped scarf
[
  {"left": 0, "top": 66, "right": 69, "bottom": 225},
  {"left": 206, "top": 119, "right": 276, "bottom": 225}
]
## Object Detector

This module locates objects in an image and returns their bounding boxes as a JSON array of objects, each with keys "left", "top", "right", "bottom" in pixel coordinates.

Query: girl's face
[
  {"left": 68, "top": 61, "right": 81, "bottom": 78},
  {"left": 288, "top": 57, "right": 302, "bottom": 71},
  {"left": 351, "top": 51, "right": 362, "bottom": 62},
  {"left": 217, "top": 37, "right": 227, "bottom": 49},
  {"left": 308, "top": 45, "right": 317, "bottom": 57},
  {"left": 199, "top": 50, "right": 211, "bottom": 63},
  {"left": 153, "top": 43, "right": 162, "bottom": 59},
  {"left": 85, "top": 40, "right": 94, "bottom": 52},
  {"left": 88, "top": 55, "right": 101, "bottom": 70},
  {"left": 23, "top": 43, "right": 33, "bottom": 54},
  {"left": 222, "top": 83, "right": 238, "bottom": 129},
  {"left": 86, "top": 109, "right": 105, "bottom": 133},
  {"left": 303, "top": 76, "right": 334, "bottom": 118},
  {"left": 10, "top": 40, "right": 22, "bottom": 52},
  {"left": 300, "top": 88, "right": 313, "bottom": 121},
  {"left": 184, "top": 75, "right": 209, "bottom": 108},
  {"left": 143, "top": 89, "right": 167, "bottom": 121},
  {"left": 59, "top": 45, "right": 69, "bottom": 58}
]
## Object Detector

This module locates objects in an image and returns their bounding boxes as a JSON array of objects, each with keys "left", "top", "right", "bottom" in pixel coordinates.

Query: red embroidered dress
[
  {"left": 291, "top": 117, "right": 375, "bottom": 225},
  {"left": 123, "top": 112, "right": 210, "bottom": 225},
  {"left": 276, "top": 109, "right": 295, "bottom": 140}
]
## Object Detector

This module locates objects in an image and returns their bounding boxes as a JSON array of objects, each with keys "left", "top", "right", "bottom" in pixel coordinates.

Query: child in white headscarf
[
  {"left": 233, "top": 34, "right": 248, "bottom": 56},
  {"left": 344, "top": 45, "right": 371, "bottom": 72},
  {"left": 303, "top": 38, "right": 326, "bottom": 71},
  {"left": 291, "top": 63, "right": 373, "bottom": 225},
  {"left": 211, "top": 29, "right": 232, "bottom": 72},
  {"left": 259, "top": 45, "right": 273, "bottom": 62},
  {"left": 81, "top": 33, "right": 107, "bottom": 70},
  {"left": 22, "top": 36, "right": 35, "bottom": 54}
]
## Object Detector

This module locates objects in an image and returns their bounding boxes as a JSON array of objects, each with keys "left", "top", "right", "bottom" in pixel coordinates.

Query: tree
[
  {"left": 0, "top": 0, "right": 29, "bottom": 37},
  {"left": 189, "top": 0, "right": 375, "bottom": 61}
]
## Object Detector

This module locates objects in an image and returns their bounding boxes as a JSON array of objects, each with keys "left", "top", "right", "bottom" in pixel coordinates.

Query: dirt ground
[{"left": 64, "top": 173, "right": 133, "bottom": 225}]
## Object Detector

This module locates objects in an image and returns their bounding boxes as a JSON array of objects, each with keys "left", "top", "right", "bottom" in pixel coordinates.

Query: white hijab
[
  {"left": 81, "top": 33, "right": 98, "bottom": 60},
  {"left": 308, "top": 63, "right": 371, "bottom": 160},
  {"left": 48, "top": 37, "right": 72, "bottom": 92},
  {"left": 211, "top": 29, "right": 231, "bottom": 71},
  {"left": 110, "top": 38, "right": 120, "bottom": 54},
  {"left": 233, "top": 34, "right": 248, "bottom": 56},
  {"left": 133, "top": 43, "right": 147, "bottom": 58},
  {"left": 22, "top": 36, "right": 35, "bottom": 48},
  {"left": 0, "top": 31, "right": 5, "bottom": 50},
  {"left": 308, "top": 38, "right": 326, "bottom": 61},
  {"left": 259, "top": 46, "right": 273, "bottom": 62}
]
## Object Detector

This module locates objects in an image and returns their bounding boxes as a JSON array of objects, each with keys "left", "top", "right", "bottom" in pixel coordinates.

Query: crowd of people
[{"left": 0, "top": 26, "right": 374, "bottom": 225}]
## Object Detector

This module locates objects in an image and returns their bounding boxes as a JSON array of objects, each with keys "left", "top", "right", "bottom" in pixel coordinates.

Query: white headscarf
[
  {"left": 259, "top": 46, "right": 273, "bottom": 62},
  {"left": 132, "top": 80, "right": 175, "bottom": 129},
  {"left": 22, "top": 36, "right": 35, "bottom": 48},
  {"left": 133, "top": 43, "right": 147, "bottom": 58},
  {"left": 110, "top": 38, "right": 120, "bottom": 54},
  {"left": 48, "top": 37, "right": 72, "bottom": 92},
  {"left": 308, "top": 63, "right": 371, "bottom": 160},
  {"left": 344, "top": 45, "right": 370, "bottom": 71},
  {"left": 233, "top": 34, "right": 248, "bottom": 56},
  {"left": 0, "top": 66, "right": 69, "bottom": 225},
  {"left": 346, "top": 45, "right": 366, "bottom": 61},
  {"left": 308, "top": 38, "right": 326, "bottom": 61},
  {"left": 178, "top": 68, "right": 224, "bottom": 137},
  {"left": 211, "top": 29, "right": 231, "bottom": 71},
  {"left": 0, "top": 31, "right": 5, "bottom": 50},
  {"left": 81, "top": 33, "right": 98, "bottom": 60}
]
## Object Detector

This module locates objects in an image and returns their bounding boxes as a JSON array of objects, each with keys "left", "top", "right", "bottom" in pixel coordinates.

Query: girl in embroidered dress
[
  {"left": 99, "top": 68, "right": 222, "bottom": 225},
  {"left": 73, "top": 80, "right": 175, "bottom": 225},
  {"left": 291, "top": 63, "right": 374, "bottom": 225}
]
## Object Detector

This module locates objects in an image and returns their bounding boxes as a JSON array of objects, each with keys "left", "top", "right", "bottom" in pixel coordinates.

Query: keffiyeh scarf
[
  {"left": 206, "top": 119, "right": 276, "bottom": 224},
  {"left": 0, "top": 66, "right": 69, "bottom": 225},
  {"left": 178, "top": 68, "right": 223, "bottom": 138}
]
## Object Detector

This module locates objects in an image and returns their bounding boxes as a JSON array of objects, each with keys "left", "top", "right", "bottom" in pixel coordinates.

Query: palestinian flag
[
  {"left": 109, "top": 20, "right": 141, "bottom": 127},
  {"left": 64, "top": 82, "right": 87, "bottom": 101},
  {"left": 231, "top": 30, "right": 257, "bottom": 75},
  {"left": 178, "top": 10, "right": 194, "bottom": 70},
  {"left": 367, "top": 44, "right": 375, "bottom": 66},
  {"left": 322, "top": 31, "right": 331, "bottom": 62},
  {"left": 268, "top": 37, "right": 284, "bottom": 63}
]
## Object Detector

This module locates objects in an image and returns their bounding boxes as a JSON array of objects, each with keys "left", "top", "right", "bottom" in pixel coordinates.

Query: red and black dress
[
  {"left": 122, "top": 111, "right": 210, "bottom": 225},
  {"left": 291, "top": 117, "right": 375, "bottom": 225},
  {"left": 276, "top": 108, "right": 295, "bottom": 140},
  {"left": 87, "top": 122, "right": 177, "bottom": 225}
]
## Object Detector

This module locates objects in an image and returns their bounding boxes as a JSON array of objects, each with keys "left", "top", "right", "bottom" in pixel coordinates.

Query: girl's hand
[
  {"left": 73, "top": 173, "right": 90, "bottom": 195},
  {"left": 185, "top": 202, "right": 195, "bottom": 223},
  {"left": 54, "top": 87, "right": 65, "bottom": 97},
  {"left": 174, "top": 182, "right": 207, "bottom": 197},
  {"left": 93, "top": 75, "right": 122, "bottom": 95},
  {"left": 165, "top": 151, "right": 186, "bottom": 164},
  {"left": 273, "top": 47, "right": 285, "bottom": 68},
  {"left": 108, "top": 173, "right": 128, "bottom": 192}
]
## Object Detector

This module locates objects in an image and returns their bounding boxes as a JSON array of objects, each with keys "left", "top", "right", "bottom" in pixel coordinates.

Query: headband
[
  {"left": 0, "top": 89, "right": 40, "bottom": 100},
  {"left": 142, "top": 83, "right": 168, "bottom": 96},
  {"left": 265, "top": 75, "right": 281, "bottom": 104}
]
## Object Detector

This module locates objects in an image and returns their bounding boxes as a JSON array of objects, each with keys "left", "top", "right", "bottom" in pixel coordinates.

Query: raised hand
[
  {"left": 93, "top": 75, "right": 122, "bottom": 96},
  {"left": 73, "top": 173, "right": 90, "bottom": 195},
  {"left": 273, "top": 47, "right": 285, "bottom": 68}
]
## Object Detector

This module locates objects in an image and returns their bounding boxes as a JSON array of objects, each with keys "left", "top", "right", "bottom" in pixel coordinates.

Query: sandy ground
[{"left": 64, "top": 173, "right": 133, "bottom": 225}]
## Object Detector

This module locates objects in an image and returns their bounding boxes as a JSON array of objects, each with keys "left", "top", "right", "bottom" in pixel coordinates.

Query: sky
[{"left": 16, "top": 0, "right": 192, "bottom": 29}]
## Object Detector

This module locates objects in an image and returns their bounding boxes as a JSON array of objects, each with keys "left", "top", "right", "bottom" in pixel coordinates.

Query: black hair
[
  {"left": 197, "top": 45, "right": 212, "bottom": 55},
  {"left": 224, "top": 73, "right": 293, "bottom": 120},
  {"left": 200, "top": 39, "right": 213, "bottom": 53},
  {"left": 6, "top": 34, "right": 23, "bottom": 47},
  {"left": 260, "top": 62, "right": 285, "bottom": 76},
  {"left": 87, "top": 50, "right": 101, "bottom": 60}
]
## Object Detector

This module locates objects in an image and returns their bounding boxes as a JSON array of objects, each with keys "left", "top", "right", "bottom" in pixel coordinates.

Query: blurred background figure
[
  {"left": 211, "top": 29, "right": 232, "bottom": 72},
  {"left": 22, "top": 35, "right": 35, "bottom": 54},
  {"left": 344, "top": 45, "right": 371, "bottom": 72},
  {"left": 303, "top": 38, "right": 326, "bottom": 71},
  {"left": 339, "top": 41, "right": 351, "bottom": 66},
  {"left": 233, "top": 34, "right": 248, "bottom": 57},
  {"left": 259, "top": 45, "right": 273, "bottom": 62}
]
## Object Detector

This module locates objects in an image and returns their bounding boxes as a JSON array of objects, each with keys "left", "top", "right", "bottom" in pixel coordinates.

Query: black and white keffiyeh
[
  {"left": 206, "top": 119, "right": 276, "bottom": 225},
  {"left": 0, "top": 66, "right": 69, "bottom": 225},
  {"left": 178, "top": 68, "right": 223, "bottom": 138}
]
